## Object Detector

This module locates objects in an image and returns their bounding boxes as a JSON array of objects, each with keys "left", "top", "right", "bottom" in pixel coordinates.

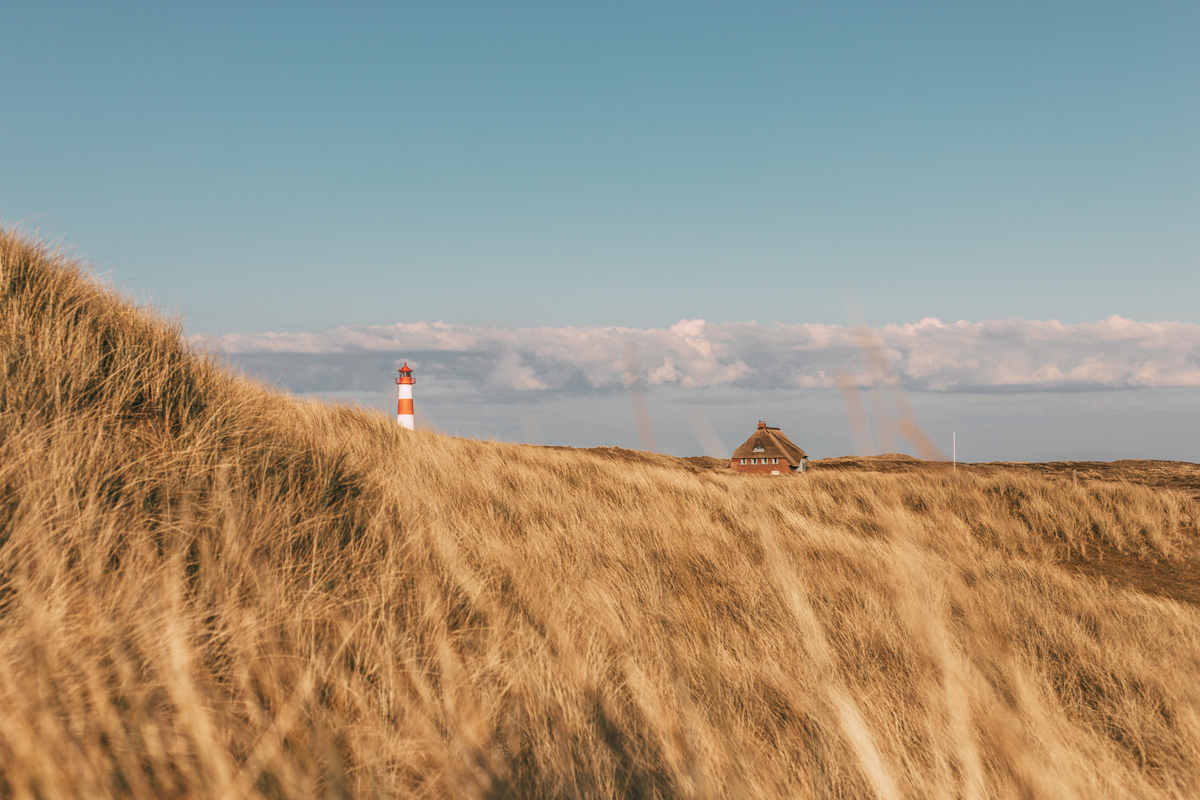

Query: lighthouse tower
[{"left": 396, "top": 362, "right": 415, "bottom": 429}]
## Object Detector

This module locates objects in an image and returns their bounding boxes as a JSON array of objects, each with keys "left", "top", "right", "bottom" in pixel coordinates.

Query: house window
[{"left": 740, "top": 459, "right": 746, "bottom": 465}]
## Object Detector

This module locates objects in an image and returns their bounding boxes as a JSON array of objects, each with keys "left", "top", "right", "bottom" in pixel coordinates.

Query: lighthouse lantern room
[{"left": 396, "top": 362, "right": 416, "bottom": 429}]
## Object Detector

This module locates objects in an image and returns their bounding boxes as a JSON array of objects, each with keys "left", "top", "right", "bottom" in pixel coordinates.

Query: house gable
[{"left": 730, "top": 421, "right": 808, "bottom": 474}]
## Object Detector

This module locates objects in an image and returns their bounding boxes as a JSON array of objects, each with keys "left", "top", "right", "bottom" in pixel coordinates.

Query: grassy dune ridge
[{"left": 2, "top": 227, "right": 1200, "bottom": 798}]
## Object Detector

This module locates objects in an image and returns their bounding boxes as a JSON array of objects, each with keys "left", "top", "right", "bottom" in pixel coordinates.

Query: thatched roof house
[{"left": 731, "top": 421, "right": 808, "bottom": 475}]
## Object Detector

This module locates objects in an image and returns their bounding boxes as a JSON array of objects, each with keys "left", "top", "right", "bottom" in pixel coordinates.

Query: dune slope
[{"left": 2, "top": 228, "right": 1200, "bottom": 799}]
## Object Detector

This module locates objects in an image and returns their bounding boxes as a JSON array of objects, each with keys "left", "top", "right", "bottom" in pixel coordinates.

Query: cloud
[{"left": 211, "top": 315, "right": 1200, "bottom": 395}]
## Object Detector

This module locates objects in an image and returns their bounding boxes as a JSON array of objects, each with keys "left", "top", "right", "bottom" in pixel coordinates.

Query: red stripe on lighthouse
[{"left": 398, "top": 399, "right": 414, "bottom": 415}]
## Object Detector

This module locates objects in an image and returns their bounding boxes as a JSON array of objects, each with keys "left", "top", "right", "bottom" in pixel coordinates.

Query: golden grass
[{"left": 2, "top": 226, "right": 1200, "bottom": 798}]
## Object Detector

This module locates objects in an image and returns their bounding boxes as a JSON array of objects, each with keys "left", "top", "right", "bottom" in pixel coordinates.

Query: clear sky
[{"left": 4, "top": 3, "right": 1198, "bottom": 459}]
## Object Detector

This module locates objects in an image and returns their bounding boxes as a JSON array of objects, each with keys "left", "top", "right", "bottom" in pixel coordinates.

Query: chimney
[{"left": 758, "top": 420, "right": 766, "bottom": 429}]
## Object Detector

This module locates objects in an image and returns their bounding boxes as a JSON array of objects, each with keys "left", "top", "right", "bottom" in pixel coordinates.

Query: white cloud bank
[{"left": 214, "top": 316, "right": 1200, "bottom": 394}]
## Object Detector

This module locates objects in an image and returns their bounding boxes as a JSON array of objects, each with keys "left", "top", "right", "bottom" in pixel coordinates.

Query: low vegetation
[{"left": 2, "top": 227, "right": 1199, "bottom": 798}]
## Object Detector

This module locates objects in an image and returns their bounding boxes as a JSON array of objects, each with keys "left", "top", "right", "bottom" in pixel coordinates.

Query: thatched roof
[{"left": 730, "top": 422, "right": 807, "bottom": 466}]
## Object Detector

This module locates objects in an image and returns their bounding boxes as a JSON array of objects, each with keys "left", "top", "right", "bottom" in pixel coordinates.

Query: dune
[{"left": 2, "top": 227, "right": 1199, "bottom": 798}]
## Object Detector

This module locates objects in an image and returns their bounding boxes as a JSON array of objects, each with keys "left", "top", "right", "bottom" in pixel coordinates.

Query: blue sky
[{"left": 4, "top": 3, "right": 1198, "bottom": 459}]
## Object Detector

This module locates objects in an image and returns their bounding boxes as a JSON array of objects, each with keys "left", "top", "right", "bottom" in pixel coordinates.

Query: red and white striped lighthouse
[{"left": 396, "top": 362, "right": 415, "bottom": 429}]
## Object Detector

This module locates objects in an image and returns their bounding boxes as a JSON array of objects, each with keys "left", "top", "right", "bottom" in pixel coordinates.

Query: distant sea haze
[
  {"left": 214, "top": 316, "right": 1200, "bottom": 464},
  {"left": 214, "top": 315, "right": 1200, "bottom": 394}
]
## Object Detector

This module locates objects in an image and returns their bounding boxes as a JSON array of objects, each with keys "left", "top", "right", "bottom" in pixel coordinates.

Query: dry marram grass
[{"left": 2, "top": 227, "right": 1200, "bottom": 798}]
